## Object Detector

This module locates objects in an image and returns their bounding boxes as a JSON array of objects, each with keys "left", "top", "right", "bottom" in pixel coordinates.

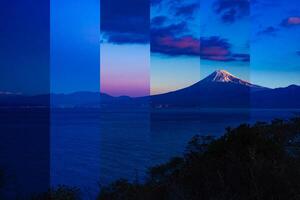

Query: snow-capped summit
[
  {"left": 209, "top": 70, "right": 238, "bottom": 82},
  {"left": 201, "top": 69, "right": 262, "bottom": 89}
]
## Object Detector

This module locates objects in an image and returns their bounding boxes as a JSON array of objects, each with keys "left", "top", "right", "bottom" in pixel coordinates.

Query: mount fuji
[
  {"left": 150, "top": 70, "right": 300, "bottom": 108},
  {"left": 200, "top": 70, "right": 265, "bottom": 90}
]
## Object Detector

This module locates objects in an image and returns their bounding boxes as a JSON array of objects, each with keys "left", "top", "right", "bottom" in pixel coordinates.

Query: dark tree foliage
[
  {"left": 0, "top": 168, "right": 6, "bottom": 199},
  {"left": 98, "top": 117, "right": 300, "bottom": 200},
  {"left": 31, "top": 185, "right": 81, "bottom": 200},
  {"left": 0, "top": 168, "right": 4, "bottom": 192}
]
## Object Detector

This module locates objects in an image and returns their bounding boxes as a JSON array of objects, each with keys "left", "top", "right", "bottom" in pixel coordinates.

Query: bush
[
  {"left": 98, "top": 117, "right": 300, "bottom": 200},
  {"left": 31, "top": 185, "right": 81, "bottom": 200}
]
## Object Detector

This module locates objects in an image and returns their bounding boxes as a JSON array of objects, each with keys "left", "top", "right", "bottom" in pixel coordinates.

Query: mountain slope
[
  {"left": 251, "top": 85, "right": 300, "bottom": 108},
  {"left": 202, "top": 70, "right": 255, "bottom": 86},
  {"left": 150, "top": 70, "right": 269, "bottom": 108}
]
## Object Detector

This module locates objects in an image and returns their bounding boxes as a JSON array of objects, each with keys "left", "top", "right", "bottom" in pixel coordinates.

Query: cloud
[
  {"left": 151, "top": 22, "right": 187, "bottom": 37},
  {"left": 151, "top": 31, "right": 249, "bottom": 62},
  {"left": 200, "top": 37, "right": 249, "bottom": 62},
  {"left": 151, "top": 22, "right": 197, "bottom": 56},
  {"left": 151, "top": 16, "right": 168, "bottom": 27},
  {"left": 175, "top": 3, "right": 199, "bottom": 18},
  {"left": 151, "top": 0, "right": 163, "bottom": 6},
  {"left": 257, "top": 16, "right": 300, "bottom": 38},
  {"left": 200, "top": 36, "right": 232, "bottom": 61},
  {"left": 150, "top": 1, "right": 200, "bottom": 56},
  {"left": 151, "top": 35, "right": 200, "bottom": 56},
  {"left": 213, "top": 0, "right": 250, "bottom": 23},
  {"left": 257, "top": 26, "right": 278, "bottom": 36},
  {"left": 281, "top": 16, "right": 300, "bottom": 27},
  {"left": 232, "top": 53, "right": 250, "bottom": 62},
  {"left": 104, "top": 32, "right": 149, "bottom": 44},
  {"left": 101, "top": 0, "right": 149, "bottom": 44}
]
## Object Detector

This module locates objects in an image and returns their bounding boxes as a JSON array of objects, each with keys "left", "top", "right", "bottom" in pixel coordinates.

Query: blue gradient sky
[
  {"left": 251, "top": 0, "right": 300, "bottom": 88},
  {"left": 100, "top": 0, "right": 150, "bottom": 97},
  {"left": 199, "top": 0, "right": 250, "bottom": 81},
  {"left": 100, "top": 44, "right": 150, "bottom": 97},
  {"left": 0, "top": 0, "right": 49, "bottom": 95},
  {"left": 51, "top": 0, "right": 100, "bottom": 94},
  {"left": 151, "top": 0, "right": 200, "bottom": 94}
]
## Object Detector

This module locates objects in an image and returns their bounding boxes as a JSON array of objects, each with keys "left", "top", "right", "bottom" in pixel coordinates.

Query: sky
[
  {"left": 0, "top": 0, "right": 50, "bottom": 95},
  {"left": 200, "top": 0, "right": 300, "bottom": 88},
  {"left": 150, "top": 0, "right": 200, "bottom": 95},
  {"left": 199, "top": 0, "right": 250, "bottom": 81},
  {"left": 51, "top": 0, "right": 100, "bottom": 94},
  {"left": 0, "top": 0, "right": 299, "bottom": 96},
  {"left": 150, "top": 0, "right": 300, "bottom": 94},
  {"left": 102, "top": 0, "right": 300, "bottom": 96},
  {"left": 251, "top": 0, "right": 300, "bottom": 88},
  {"left": 100, "top": 0, "right": 150, "bottom": 97}
]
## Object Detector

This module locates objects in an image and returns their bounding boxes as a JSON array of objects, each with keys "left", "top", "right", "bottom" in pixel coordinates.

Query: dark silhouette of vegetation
[
  {"left": 0, "top": 168, "right": 4, "bottom": 193},
  {"left": 0, "top": 168, "right": 5, "bottom": 199},
  {"left": 31, "top": 185, "right": 81, "bottom": 200},
  {"left": 98, "top": 117, "right": 300, "bottom": 200}
]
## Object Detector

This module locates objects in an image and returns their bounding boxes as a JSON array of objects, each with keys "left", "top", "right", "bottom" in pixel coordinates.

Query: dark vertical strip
[{"left": 0, "top": 0, "right": 50, "bottom": 198}]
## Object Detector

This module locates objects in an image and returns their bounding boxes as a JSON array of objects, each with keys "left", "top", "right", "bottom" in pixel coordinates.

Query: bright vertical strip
[
  {"left": 50, "top": 0, "right": 100, "bottom": 198},
  {"left": 251, "top": 0, "right": 300, "bottom": 88},
  {"left": 100, "top": 0, "right": 150, "bottom": 97},
  {"left": 100, "top": 43, "right": 150, "bottom": 97},
  {"left": 51, "top": 0, "right": 100, "bottom": 94}
]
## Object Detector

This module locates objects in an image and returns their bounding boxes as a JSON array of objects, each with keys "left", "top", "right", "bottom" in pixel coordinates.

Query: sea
[{"left": 0, "top": 107, "right": 299, "bottom": 199}]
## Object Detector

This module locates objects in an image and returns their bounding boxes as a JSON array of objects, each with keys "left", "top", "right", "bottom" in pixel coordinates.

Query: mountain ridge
[{"left": 0, "top": 70, "right": 299, "bottom": 108}]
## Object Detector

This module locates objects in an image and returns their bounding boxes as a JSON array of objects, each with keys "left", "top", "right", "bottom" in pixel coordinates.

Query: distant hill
[
  {"left": 0, "top": 70, "right": 299, "bottom": 108},
  {"left": 251, "top": 85, "right": 300, "bottom": 108},
  {"left": 50, "top": 92, "right": 145, "bottom": 108}
]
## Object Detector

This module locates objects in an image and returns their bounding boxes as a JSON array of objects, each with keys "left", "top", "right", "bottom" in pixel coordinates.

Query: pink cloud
[
  {"left": 157, "top": 36, "right": 200, "bottom": 55},
  {"left": 287, "top": 17, "right": 300, "bottom": 25},
  {"left": 152, "top": 35, "right": 248, "bottom": 62},
  {"left": 281, "top": 16, "right": 300, "bottom": 27},
  {"left": 200, "top": 46, "right": 230, "bottom": 56},
  {"left": 204, "top": 56, "right": 232, "bottom": 61}
]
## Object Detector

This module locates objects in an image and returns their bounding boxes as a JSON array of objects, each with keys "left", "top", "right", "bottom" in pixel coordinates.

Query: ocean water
[
  {"left": 0, "top": 107, "right": 299, "bottom": 199},
  {"left": 51, "top": 108, "right": 102, "bottom": 199},
  {"left": 0, "top": 108, "right": 49, "bottom": 199}
]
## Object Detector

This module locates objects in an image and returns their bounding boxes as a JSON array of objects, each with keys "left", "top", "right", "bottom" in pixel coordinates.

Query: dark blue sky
[
  {"left": 101, "top": 0, "right": 149, "bottom": 44},
  {"left": 0, "top": 0, "right": 50, "bottom": 95}
]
